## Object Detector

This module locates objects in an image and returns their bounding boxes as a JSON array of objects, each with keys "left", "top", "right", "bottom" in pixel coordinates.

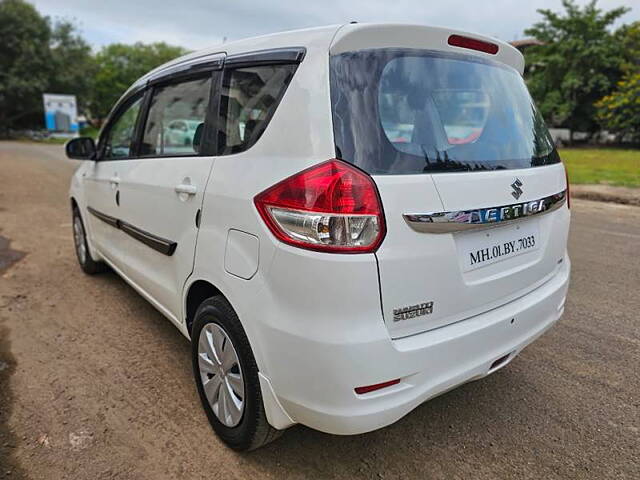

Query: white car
[{"left": 66, "top": 23, "right": 570, "bottom": 451}]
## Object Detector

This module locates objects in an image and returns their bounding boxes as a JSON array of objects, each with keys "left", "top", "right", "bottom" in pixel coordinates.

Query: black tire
[
  {"left": 72, "top": 207, "right": 106, "bottom": 275},
  {"left": 191, "top": 296, "right": 282, "bottom": 451}
]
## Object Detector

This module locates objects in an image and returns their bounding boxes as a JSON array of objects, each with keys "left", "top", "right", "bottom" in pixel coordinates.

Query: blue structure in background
[
  {"left": 43, "top": 94, "right": 78, "bottom": 133},
  {"left": 45, "top": 111, "right": 56, "bottom": 130}
]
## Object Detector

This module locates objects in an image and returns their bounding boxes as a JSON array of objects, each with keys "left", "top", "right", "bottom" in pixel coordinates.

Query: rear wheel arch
[
  {"left": 185, "top": 279, "right": 223, "bottom": 336},
  {"left": 184, "top": 278, "right": 268, "bottom": 379}
]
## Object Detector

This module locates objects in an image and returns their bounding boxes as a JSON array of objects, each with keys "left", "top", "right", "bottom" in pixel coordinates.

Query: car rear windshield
[{"left": 330, "top": 49, "right": 559, "bottom": 175}]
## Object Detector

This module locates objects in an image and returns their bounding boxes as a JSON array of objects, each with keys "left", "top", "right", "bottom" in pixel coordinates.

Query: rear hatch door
[
  {"left": 330, "top": 42, "right": 569, "bottom": 338},
  {"left": 374, "top": 166, "right": 568, "bottom": 338}
]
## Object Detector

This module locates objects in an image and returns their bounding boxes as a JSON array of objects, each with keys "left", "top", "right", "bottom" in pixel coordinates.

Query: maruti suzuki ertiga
[{"left": 66, "top": 23, "right": 570, "bottom": 450}]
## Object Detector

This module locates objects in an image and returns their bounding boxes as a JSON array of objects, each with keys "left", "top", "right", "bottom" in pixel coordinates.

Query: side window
[
  {"left": 140, "top": 76, "right": 212, "bottom": 157},
  {"left": 103, "top": 95, "right": 143, "bottom": 159},
  {"left": 218, "top": 64, "right": 297, "bottom": 155}
]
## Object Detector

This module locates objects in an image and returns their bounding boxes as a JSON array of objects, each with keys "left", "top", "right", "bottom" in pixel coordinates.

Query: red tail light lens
[
  {"left": 254, "top": 159, "right": 386, "bottom": 253},
  {"left": 448, "top": 34, "right": 499, "bottom": 55}
]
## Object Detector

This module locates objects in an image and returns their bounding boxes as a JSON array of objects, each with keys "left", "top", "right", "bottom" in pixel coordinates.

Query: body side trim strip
[
  {"left": 120, "top": 221, "right": 177, "bottom": 256},
  {"left": 87, "top": 206, "right": 177, "bottom": 256},
  {"left": 403, "top": 190, "right": 567, "bottom": 233},
  {"left": 87, "top": 206, "right": 119, "bottom": 228}
]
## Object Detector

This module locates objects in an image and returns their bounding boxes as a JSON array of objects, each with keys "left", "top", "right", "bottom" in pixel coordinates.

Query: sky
[{"left": 32, "top": 0, "right": 639, "bottom": 51}]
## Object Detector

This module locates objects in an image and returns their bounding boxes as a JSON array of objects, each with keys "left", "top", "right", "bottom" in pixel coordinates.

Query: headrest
[{"left": 193, "top": 122, "right": 204, "bottom": 153}]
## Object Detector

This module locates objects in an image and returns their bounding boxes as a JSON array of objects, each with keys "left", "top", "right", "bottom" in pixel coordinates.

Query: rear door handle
[{"left": 175, "top": 184, "right": 197, "bottom": 195}]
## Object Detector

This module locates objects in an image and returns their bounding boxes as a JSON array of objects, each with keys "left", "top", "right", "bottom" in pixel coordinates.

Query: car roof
[
  {"left": 106, "top": 23, "right": 524, "bottom": 132},
  {"left": 135, "top": 23, "right": 524, "bottom": 89},
  {"left": 132, "top": 25, "right": 342, "bottom": 91}
]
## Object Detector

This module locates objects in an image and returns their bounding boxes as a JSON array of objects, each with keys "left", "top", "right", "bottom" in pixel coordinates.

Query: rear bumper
[{"left": 262, "top": 255, "right": 570, "bottom": 435}]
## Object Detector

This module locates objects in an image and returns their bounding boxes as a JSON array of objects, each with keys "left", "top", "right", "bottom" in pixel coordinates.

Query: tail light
[{"left": 254, "top": 159, "right": 386, "bottom": 253}]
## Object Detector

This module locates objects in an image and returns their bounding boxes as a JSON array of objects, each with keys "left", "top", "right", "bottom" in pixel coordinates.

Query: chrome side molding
[{"left": 403, "top": 190, "right": 567, "bottom": 233}]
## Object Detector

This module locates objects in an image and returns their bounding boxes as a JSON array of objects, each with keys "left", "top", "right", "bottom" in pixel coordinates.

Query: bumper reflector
[{"left": 355, "top": 379, "right": 400, "bottom": 395}]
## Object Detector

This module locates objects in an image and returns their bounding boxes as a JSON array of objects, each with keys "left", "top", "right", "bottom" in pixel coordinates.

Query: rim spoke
[
  {"left": 200, "top": 330, "right": 219, "bottom": 365},
  {"left": 217, "top": 380, "right": 228, "bottom": 425},
  {"left": 203, "top": 374, "right": 222, "bottom": 405},
  {"left": 198, "top": 353, "right": 217, "bottom": 374},
  {"left": 226, "top": 372, "right": 243, "bottom": 397},
  {"left": 212, "top": 328, "right": 226, "bottom": 364},
  {"left": 225, "top": 381, "right": 243, "bottom": 424},
  {"left": 220, "top": 341, "right": 236, "bottom": 371}
]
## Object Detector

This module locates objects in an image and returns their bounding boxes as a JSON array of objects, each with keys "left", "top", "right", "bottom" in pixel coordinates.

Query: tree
[
  {"left": 91, "top": 43, "right": 187, "bottom": 121},
  {"left": 48, "top": 20, "right": 96, "bottom": 114},
  {"left": 615, "top": 21, "right": 640, "bottom": 73},
  {"left": 595, "top": 73, "right": 640, "bottom": 141},
  {"left": 0, "top": 0, "right": 185, "bottom": 130},
  {"left": 0, "top": 0, "right": 51, "bottom": 131},
  {"left": 0, "top": 0, "right": 95, "bottom": 132},
  {"left": 595, "top": 22, "right": 640, "bottom": 140},
  {"left": 523, "top": 0, "right": 629, "bottom": 139}
]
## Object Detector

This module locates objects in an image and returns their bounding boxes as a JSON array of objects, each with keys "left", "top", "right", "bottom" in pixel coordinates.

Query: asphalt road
[{"left": 0, "top": 141, "right": 638, "bottom": 479}]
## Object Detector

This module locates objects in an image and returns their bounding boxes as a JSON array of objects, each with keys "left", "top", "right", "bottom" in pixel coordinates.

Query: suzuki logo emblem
[{"left": 511, "top": 178, "right": 523, "bottom": 200}]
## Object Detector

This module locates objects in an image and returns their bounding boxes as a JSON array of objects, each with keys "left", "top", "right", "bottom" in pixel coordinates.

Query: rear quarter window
[{"left": 218, "top": 64, "right": 298, "bottom": 155}]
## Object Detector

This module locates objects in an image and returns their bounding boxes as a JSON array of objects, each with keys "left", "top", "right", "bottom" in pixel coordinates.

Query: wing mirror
[{"left": 65, "top": 137, "right": 97, "bottom": 160}]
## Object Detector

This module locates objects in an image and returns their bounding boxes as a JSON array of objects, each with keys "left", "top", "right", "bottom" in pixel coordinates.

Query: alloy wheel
[
  {"left": 73, "top": 215, "right": 87, "bottom": 265},
  {"left": 197, "top": 323, "right": 245, "bottom": 427}
]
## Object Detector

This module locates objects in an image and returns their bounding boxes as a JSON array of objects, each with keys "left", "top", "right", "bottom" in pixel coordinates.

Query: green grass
[{"left": 560, "top": 148, "right": 640, "bottom": 188}]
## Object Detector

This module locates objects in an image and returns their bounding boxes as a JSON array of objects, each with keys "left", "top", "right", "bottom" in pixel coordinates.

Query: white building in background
[{"left": 43, "top": 93, "right": 78, "bottom": 137}]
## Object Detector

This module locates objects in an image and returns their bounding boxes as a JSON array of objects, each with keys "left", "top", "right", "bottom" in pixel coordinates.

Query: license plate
[{"left": 457, "top": 221, "right": 540, "bottom": 272}]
